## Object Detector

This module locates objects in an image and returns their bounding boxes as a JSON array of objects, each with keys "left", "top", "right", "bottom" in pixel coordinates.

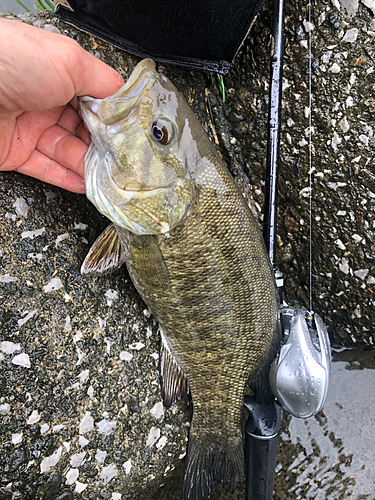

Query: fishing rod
[
  {"left": 244, "top": 0, "right": 331, "bottom": 498},
  {"left": 243, "top": 0, "right": 284, "bottom": 498}
]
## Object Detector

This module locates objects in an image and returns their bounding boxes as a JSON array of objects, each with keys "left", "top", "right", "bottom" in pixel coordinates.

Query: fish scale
[
  {"left": 79, "top": 58, "right": 280, "bottom": 500},
  {"left": 115, "top": 148, "right": 278, "bottom": 470}
]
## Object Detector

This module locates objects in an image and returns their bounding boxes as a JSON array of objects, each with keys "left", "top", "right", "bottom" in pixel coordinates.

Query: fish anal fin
[
  {"left": 160, "top": 329, "right": 189, "bottom": 408},
  {"left": 81, "top": 224, "right": 126, "bottom": 276}
]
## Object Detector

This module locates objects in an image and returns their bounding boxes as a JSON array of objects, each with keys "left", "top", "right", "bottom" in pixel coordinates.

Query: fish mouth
[{"left": 79, "top": 58, "right": 157, "bottom": 126}]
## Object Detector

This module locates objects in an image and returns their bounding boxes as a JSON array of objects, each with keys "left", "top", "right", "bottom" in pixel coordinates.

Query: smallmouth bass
[{"left": 79, "top": 59, "right": 280, "bottom": 500}]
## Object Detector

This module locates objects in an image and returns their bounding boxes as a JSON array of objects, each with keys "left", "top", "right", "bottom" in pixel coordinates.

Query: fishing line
[{"left": 308, "top": 0, "right": 313, "bottom": 313}]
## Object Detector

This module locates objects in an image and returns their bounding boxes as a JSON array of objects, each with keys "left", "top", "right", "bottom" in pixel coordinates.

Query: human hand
[{"left": 0, "top": 19, "right": 124, "bottom": 193}]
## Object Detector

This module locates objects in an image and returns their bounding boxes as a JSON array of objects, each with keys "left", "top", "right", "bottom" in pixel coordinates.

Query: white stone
[
  {"left": 150, "top": 402, "right": 164, "bottom": 420},
  {"left": 146, "top": 427, "right": 161, "bottom": 447},
  {"left": 74, "top": 222, "right": 88, "bottom": 230},
  {"left": 352, "top": 234, "right": 363, "bottom": 243},
  {"left": 96, "top": 419, "right": 116, "bottom": 436},
  {"left": 53, "top": 425, "right": 65, "bottom": 433},
  {"left": 339, "top": 257, "right": 350, "bottom": 274},
  {"left": 40, "top": 424, "right": 50, "bottom": 434},
  {"left": 43, "top": 24, "right": 62, "bottom": 34},
  {"left": 76, "top": 347, "right": 85, "bottom": 365},
  {"left": 354, "top": 269, "right": 369, "bottom": 280},
  {"left": 0, "top": 403, "right": 11, "bottom": 415},
  {"left": 359, "top": 134, "right": 369, "bottom": 146},
  {"left": 55, "top": 233, "right": 69, "bottom": 247},
  {"left": 78, "top": 369, "right": 89, "bottom": 383},
  {"left": 12, "top": 433, "right": 23, "bottom": 444},
  {"left": 21, "top": 228, "right": 45, "bottom": 239},
  {"left": 40, "top": 447, "right": 63, "bottom": 473},
  {"left": 299, "top": 187, "right": 311, "bottom": 198},
  {"left": 0, "top": 341, "right": 21, "bottom": 354},
  {"left": 70, "top": 452, "right": 86, "bottom": 468},
  {"left": 43, "top": 278, "right": 63, "bottom": 293},
  {"left": 156, "top": 436, "right": 168, "bottom": 449},
  {"left": 342, "top": 28, "right": 358, "bottom": 42},
  {"left": 329, "top": 63, "right": 341, "bottom": 73},
  {"left": 119, "top": 351, "right": 133, "bottom": 361},
  {"left": 128, "top": 342, "right": 145, "bottom": 350},
  {"left": 0, "top": 274, "right": 18, "bottom": 283},
  {"left": 105, "top": 289, "right": 119, "bottom": 306},
  {"left": 362, "top": 0, "right": 375, "bottom": 15},
  {"left": 75, "top": 482, "right": 88, "bottom": 493},
  {"left": 28, "top": 252, "right": 43, "bottom": 260},
  {"left": 12, "top": 353, "right": 31, "bottom": 368},
  {"left": 66, "top": 468, "right": 79, "bottom": 485},
  {"left": 335, "top": 239, "right": 346, "bottom": 250},
  {"left": 112, "top": 494, "right": 122, "bottom": 500},
  {"left": 353, "top": 305, "right": 362, "bottom": 318},
  {"left": 13, "top": 197, "right": 28, "bottom": 217},
  {"left": 18, "top": 309, "right": 37, "bottom": 327},
  {"left": 303, "top": 20, "right": 315, "bottom": 32},
  {"left": 27, "top": 410, "right": 40, "bottom": 425},
  {"left": 79, "top": 412, "right": 94, "bottom": 434},
  {"left": 95, "top": 449, "right": 107, "bottom": 463},
  {"left": 100, "top": 464, "right": 118, "bottom": 485},
  {"left": 327, "top": 182, "right": 347, "bottom": 191},
  {"left": 332, "top": 132, "right": 342, "bottom": 150},
  {"left": 339, "top": 117, "right": 350, "bottom": 132},
  {"left": 321, "top": 51, "right": 332, "bottom": 63},
  {"left": 65, "top": 316, "right": 72, "bottom": 332},
  {"left": 123, "top": 460, "right": 132, "bottom": 474}
]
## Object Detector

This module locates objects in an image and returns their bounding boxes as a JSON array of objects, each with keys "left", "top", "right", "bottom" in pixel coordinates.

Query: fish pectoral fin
[
  {"left": 160, "top": 330, "right": 189, "bottom": 408},
  {"left": 81, "top": 224, "right": 126, "bottom": 276}
]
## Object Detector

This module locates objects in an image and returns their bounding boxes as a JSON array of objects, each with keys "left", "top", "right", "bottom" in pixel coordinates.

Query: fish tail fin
[{"left": 183, "top": 435, "right": 244, "bottom": 500}]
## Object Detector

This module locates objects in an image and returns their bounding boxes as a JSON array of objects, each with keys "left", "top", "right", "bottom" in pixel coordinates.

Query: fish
[{"left": 79, "top": 58, "right": 280, "bottom": 500}]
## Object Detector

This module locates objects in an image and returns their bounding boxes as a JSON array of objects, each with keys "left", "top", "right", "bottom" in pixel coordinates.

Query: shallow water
[
  {"left": 155, "top": 349, "right": 375, "bottom": 500},
  {"left": 274, "top": 348, "right": 375, "bottom": 499}
]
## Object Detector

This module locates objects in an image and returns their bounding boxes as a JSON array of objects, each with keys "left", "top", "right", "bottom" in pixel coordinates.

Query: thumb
[{"left": 72, "top": 43, "right": 125, "bottom": 99}]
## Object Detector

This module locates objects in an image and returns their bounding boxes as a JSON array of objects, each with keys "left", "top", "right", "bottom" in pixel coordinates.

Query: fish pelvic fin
[
  {"left": 183, "top": 435, "right": 245, "bottom": 500},
  {"left": 160, "top": 329, "right": 189, "bottom": 408},
  {"left": 81, "top": 224, "right": 126, "bottom": 276}
]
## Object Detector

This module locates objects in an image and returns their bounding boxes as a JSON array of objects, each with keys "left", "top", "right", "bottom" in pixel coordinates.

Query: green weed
[
  {"left": 13, "top": 0, "right": 54, "bottom": 13},
  {"left": 206, "top": 72, "right": 226, "bottom": 103}
]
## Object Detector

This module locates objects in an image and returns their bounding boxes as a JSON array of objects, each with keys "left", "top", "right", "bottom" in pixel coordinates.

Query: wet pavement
[
  {"left": 155, "top": 349, "right": 375, "bottom": 499},
  {"left": 1, "top": 1, "right": 375, "bottom": 498}
]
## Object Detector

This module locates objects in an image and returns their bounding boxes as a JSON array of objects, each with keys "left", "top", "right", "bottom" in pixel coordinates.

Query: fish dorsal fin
[
  {"left": 160, "top": 329, "right": 189, "bottom": 408},
  {"left": 81, "top": 224, "right": 126, "bottom": 276}
]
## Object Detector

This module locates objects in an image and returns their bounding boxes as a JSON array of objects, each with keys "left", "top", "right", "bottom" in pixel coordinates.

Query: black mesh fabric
[{"left": 54, "top": 0, "right": 264, "bottom": 74}]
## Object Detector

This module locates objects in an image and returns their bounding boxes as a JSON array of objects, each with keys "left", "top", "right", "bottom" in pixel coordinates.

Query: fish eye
[{"left": 151, "top": 119, "right": 172, "bottom": 145}]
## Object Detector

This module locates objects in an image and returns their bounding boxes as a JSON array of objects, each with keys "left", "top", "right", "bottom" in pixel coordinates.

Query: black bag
[{"left": 55, "top": 0, "right": 264, "bottom": 74}]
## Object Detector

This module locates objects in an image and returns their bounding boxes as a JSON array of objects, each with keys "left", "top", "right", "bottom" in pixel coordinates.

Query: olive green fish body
[
  {"left": 80, "top": 59, "right": 279, "bottom": 500},
  {"left": 116, "top": 154, "right": 278, "bottom": 441}
]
